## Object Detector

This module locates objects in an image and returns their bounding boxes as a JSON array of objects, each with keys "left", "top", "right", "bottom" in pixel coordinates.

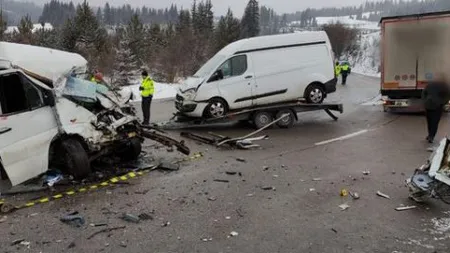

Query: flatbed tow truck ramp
[{"left": 155, "top": 101, "right": 344, "bottom": 130}]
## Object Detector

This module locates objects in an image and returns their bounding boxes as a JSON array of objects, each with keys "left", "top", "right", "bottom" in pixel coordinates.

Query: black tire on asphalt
[
  {"left": 275, "top": 110, "right": 296, "bottom": 128},
  {"left": 252, "top": 111, "right": 274, "bottom": 129},
  {"left": 61, "top": 138, "right": 91, "bottom": 180},
  {"left": 305, "top": 83, "right": 325, "bottom": 104},
  {"left": 205, "top": 98, "right": 228, "bottom": 118},
  {"left": 120, "top": 137, "right": 142, "bottom": 161}
]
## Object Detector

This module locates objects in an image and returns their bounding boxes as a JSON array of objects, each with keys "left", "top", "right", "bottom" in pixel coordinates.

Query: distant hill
[{"left": 1, "top": 0, "right": 43, "bottom": 25}]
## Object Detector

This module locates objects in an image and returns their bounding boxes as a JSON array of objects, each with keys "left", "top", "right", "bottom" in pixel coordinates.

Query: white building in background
[{"left": 4, "top": 23, "right": 54, "bottom": 34}]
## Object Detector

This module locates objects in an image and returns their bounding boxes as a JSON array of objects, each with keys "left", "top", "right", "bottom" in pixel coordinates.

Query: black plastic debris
[{"left": 60, "top": 212, "right": 85, "bottom": 227}]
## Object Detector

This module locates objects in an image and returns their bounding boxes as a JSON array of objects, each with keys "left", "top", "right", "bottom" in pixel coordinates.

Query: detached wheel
[
  {"left": 305, "top": 83, "right": 325, "bottom": 104},
  {"left": 120, "top": 137, "right": 142, "bottom": 161},
  {"left": 61, "top": 139, "right": 91, "bottom": 180},
  {"left": 205, "top": 98, "right": 228, "bottom": 118},
  {"left": 275, "top": 110, "right": 296, "bottom": 128},
  {"left": 252, "top": 111, "right": 273, "bottom": 129}
]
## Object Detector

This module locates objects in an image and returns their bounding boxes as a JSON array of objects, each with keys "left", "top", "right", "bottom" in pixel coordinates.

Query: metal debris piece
[
  {"left": 309, "top": 188, "right": 316, "bottom": 192},
  {"left": 138, "top": 213, "right": 154, "bottom": 221},
  {"left": 207, "top": 197, "right": 217, "bottom": 201},
  {"left": 11, "top": 239, "right": 25, "bottom": 246},
  {"left": 225, "top": 171, "right": 237, "bottom": 175},
  {"left": 261, "top": 186, "right": 275, "bottom": 191},
  {"left": 230, "top": 231, "right": 239, "bottom": 237},
  {"left": 161, "top": 221, "right": 171, "bottom": 227},
  {"left": 87, "top": 226, "right": 126, "bottom": 240},
  {"left": 213, "top": 179, "right": 230, "bottom": 183},
  {"left": 363, "top": 171, "right": 371, "bottom": 175},
  {"left": 89, "top": 223, "right": 108, "bottom": 227},
  {"left": 121, "top": 213, "right": 140, "bottom": 223},
  {"left": 350, "top": 192, "right": 360, "bottom": 200},
  {"left": 60, "top": 212, "right": 85, "bottom": 227},
  {"left": 236, "top": 158, "right": 246, "bottom": 162},
  {"left": 201, "top": 238, "right": 212, "bottom": 242},
  {"left": 339, "top": 203, "right": 350, "bottom": 211},
  {"left": 313, "top": 178, "right": 322, "bottom": 181},
  {"left": 395, "top": 206, "right": 417, "bottom": 211},
  {"left": 20, "top": 241, "right": 30, "bottom": 247},
  {"left": 331, "top": 228, "right": 338, "bottom": 233},
  {"left": 376, "top": 191, "right": 391, "bottom": 199}
]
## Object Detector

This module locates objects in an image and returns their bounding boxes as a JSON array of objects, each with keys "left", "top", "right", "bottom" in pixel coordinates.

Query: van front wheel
[
  {"left": 305, "top": 84, "right": 325, "bottom": 104},
  {"left": 205, "top": 98, "right": 228, "bottom": 118}
]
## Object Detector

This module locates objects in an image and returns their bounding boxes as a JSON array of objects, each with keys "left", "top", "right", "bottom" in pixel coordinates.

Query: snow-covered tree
[
  {"left": 241, "top": 0, "right": 260, "bottom": 38},
  {"left": 112, "top": 33, "right": 139, "bottom": 87},
  {"left": 0, "top": 10, "right": 7, "bottom": 41}
]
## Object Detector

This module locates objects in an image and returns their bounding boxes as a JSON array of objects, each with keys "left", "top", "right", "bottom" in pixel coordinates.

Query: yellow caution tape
[{"left": 0, "top": 152, "right": 203, "bottom": 213}]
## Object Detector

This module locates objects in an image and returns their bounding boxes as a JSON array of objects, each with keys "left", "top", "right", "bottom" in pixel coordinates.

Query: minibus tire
[{"left": 61, "top": 139, "right": 91, "bottom": 180}]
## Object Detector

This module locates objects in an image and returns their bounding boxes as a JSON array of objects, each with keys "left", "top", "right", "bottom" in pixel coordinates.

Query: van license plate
[
  {"left": 395, "top": 101, "right": 408, "bottom": 106},
  {"left": 128, "top": 132, "right": 137, "bottom": 138}
]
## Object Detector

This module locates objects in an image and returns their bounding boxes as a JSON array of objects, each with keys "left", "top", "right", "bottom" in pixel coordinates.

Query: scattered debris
[
  {"left": 363, "top": 171, "right": 371, "bottom": 175},
  {"left": 313, "top": 178, "right": 322, "bottom": 181},
  {"left": 376, "top": 191, "right": 391, "bottom": 199},
  {"left": 261, "top": 186, "right": 275, "bottom": 191},
  {"left": 201, "top": 238, "right": 213, "bottom": 242},
  {"left": 0, "top": 216, "right": 7, "bottom": 223},
  {"left": 339, "top": 203, "right": 350, "bottom": 211},
  {"left": 138, "top": 213, "right": 154, "bottom": 221},
  {"left": 225, "top": 216, "right": 231, "bottom": 220},
  {"left": 392, "top": 171, "right": 397, "bottom": 175},
  {"left": 350, "top": 192, "right": 360, "bottom": 200},
  {"left": 45, "top": 170, "right": 64, "bottom": 187},
  {"left": 121, "top": 213, "right": 140, "bottom": 223},
  {"left": 158, "top": 162, "right": 180, "bottom": 171},
  {"left": 68, "top": 242, "right": 76, "bottom": 249},
  {"left": 20, "top": 241, "right": 31, "bottom": 247},
  {"left": 395, "top": 206, "right": 417, "bottom": 211},
  {"left": 60, "top": 212, "right": 85, "bottom": 227},
  {"left": 11, "top": 239, "right": 25, "bottom": 246},
  {"left": 331, "top": 228, "right": 338, "bottom": 233},
  {"left": 87, "top": 226, "right": 126, "bottom": 240},
  {"left": 427, "top": 147, "right": 435, "bottom": 152},
  {"left": 135, "top": 190, "right": 150, "bottom": 195},
  {"left": 225, "top": 171, "right": 237, "bottom": 175},
  {"left": 236, "top": 158, "right": 246, "bottom": 163},
  {"left": 246, "top": 193, "right": 254, "bottom": 197},
  {"left": 263, "top": 166, "right": 270, "bottom": 171},
  {"left": 340, "top": 189, "right": 348, "bottom": 197},
  {"left": 89, "top": 223, "right": 108, "bottom": 227},
  {"left": 236, "top": 208, "right": 245, "bottom": 218},
  {"left": 213, "top": 179, "right": 230, "bottom": 183},
  {"left": 161, "top": 221, "right": 171, "bottom": 227},
  {"left": 309, "top": 188, "right": 316, "bottom": 192},
  {"left": 207, "top": 196, "right": 217, "bottom": 201},
  {"left": 273, "top": 175, "right": 279, "bottom": 178},
  {"left": 230, "top": 231, "right": 239, "bottom": 237},
  {"left": 119, "top": 241, "right": 127, "bottom": 248}
]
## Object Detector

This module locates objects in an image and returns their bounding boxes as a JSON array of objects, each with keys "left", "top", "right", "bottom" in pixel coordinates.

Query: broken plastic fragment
[
  {"left": 376, "top": 191, "right": 391, "bottom": 199},
  {"left": 339, "top": 203, "right": 350, "bottom": 211},
  {"left": 230, "top": 231, "right": 239, "bottom": 237}
]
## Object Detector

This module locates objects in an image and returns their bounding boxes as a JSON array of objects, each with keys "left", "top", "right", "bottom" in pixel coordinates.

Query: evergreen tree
[
  {"left": 126, "top": 14, "right": 145, "bottom": 66},
  {"left": 0, "top": 10, "right": 7, "bottom": 41},
  {"left": 113, "top": 36, "right": 139, "bottom": 87},
  {"left": 104, "top": 3, "right": 113, "bottom": 25},
  {"left": 240, "top": 0, "right": 260, "bottom": 38},
  {"left": 17, "top": 15, "right": 34, "bottom": 44},
  {"left": 214, "top": 8, "right": 240, "bottom": 53},
  {"left": 96, "top": 7, "right": 103, "bottom": 23}
]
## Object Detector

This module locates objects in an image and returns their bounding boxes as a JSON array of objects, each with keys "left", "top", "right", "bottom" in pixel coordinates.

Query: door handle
[
  {"left": 245, "top": 75, "right": 253, "bottom": 79},
  {"left": 0, "top": 127, "right": 11, "bottom": 135}
]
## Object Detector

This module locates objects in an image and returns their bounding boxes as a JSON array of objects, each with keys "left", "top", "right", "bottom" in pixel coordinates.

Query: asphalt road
[{"left": 1, "top": 74, "right": 450, "bottom": 253}]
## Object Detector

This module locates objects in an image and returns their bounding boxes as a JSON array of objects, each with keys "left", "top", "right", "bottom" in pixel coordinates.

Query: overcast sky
[{"left": 29, "top": 0, "right": 378, "bottom": 16}]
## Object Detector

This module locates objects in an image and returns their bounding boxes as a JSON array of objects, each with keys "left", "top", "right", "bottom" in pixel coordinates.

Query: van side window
[
  {"left": 218, "top": 55, "right": 247, "bottom": 78},
  {"left": 0, "top": 73, "right": 43, "bottom": 115}
]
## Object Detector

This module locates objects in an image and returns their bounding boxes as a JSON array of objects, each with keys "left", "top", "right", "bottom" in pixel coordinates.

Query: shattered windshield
[{"left": 63, "top": 76, "right": 109, "bottom": 103}]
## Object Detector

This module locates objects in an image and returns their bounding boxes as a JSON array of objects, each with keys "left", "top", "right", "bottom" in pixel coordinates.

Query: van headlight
[{"left": 183, "top": 89, "right": 196, "bottom": 100}]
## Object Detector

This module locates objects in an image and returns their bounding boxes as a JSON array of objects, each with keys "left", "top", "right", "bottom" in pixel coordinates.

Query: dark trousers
[
  {"left": 141, "top": 96, "right": 153, "bottom": 124},
  {"left": 426, "top": 107, "right": 443, "bottom": 139},
  {"left": 342, "top": 73, "right": 348, "bottom": 85}
]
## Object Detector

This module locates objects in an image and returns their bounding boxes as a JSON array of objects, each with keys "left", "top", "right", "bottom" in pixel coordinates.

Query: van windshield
[{"left": 193, "top": 54, "right": 226, "bottom": 78}]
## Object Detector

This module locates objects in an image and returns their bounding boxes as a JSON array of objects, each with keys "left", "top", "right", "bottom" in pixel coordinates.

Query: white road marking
[{"left": 315, "top": 129, "right": 369, "bottom": 146}]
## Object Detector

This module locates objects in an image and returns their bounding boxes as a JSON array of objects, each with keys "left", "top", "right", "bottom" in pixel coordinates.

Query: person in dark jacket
[{"left": 422, "top": 73, "right": 450, "bottom": 143}]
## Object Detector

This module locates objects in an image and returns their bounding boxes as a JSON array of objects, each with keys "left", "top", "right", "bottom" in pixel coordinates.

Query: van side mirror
[
  {"left": 208, "top": 69, "right": 224, "bottom": 82},
  {"left": 44, "top": 90, "right": 56, "bottom": 107}
]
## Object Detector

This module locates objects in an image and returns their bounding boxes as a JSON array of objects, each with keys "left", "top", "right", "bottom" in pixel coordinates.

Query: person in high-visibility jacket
[
  {"left": 341, "top": 62, "right": 350, "bottom": 85},
  {"left": 335, "top": 62, "right": 341, "bottom": 77},
  {"left": 90, "top": 70, "right": 104, "bottom": 84},
  {"left": 139, "top": 70, "right": 154, "bottom": 125}
]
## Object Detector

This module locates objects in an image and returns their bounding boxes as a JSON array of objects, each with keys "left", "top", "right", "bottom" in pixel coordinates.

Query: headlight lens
[{"left": 184, "top": 89, "right": 196, "bottom": 100}]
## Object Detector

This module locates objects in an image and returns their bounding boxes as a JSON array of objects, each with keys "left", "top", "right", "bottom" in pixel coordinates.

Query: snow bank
[
  {"left": 316, "top": 16, "right": 379, "bottom": 30},
  {"left": 349, "top": 32, "right": 381, "bottom": 77},
  {"left": 122, "top": 83, "right": 178, "bottom": 101}
]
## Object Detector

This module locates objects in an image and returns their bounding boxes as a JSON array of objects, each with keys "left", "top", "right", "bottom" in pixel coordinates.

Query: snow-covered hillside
[{"left": 350, "top": 32, "right": 381, "bottom": 77}]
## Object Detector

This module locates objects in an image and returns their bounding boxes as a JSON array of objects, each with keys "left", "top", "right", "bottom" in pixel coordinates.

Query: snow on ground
[
  {"left": 316, "top": 16, "right": 379, "bottom": 30},
  {"left": 349, "top": 31, "right": 381, "bottom": 78},
  {"left": 123, "top": 82, "right": 178, "bottom": 101}
]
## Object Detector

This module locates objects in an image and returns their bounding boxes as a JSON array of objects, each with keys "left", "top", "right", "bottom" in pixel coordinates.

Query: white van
[{"left": 176, "top": 31, "right": 337, "bottom": 118}]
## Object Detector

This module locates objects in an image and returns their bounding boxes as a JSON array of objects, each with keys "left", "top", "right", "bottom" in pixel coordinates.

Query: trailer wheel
[
  {"left": 252, "top": 111, "right": 274, "bottom": 129},
  {"left": 275, "top": 110, "right": 296, "bottom": 128},
  {"left": 205, "top": 98, "right": 228, "bottom": 118},
  {"left": 305, "top": 83, "right": 325, "bottom": 104},
  {"left": 60, "top": 139, "right": 91, "bottom": 180}
]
